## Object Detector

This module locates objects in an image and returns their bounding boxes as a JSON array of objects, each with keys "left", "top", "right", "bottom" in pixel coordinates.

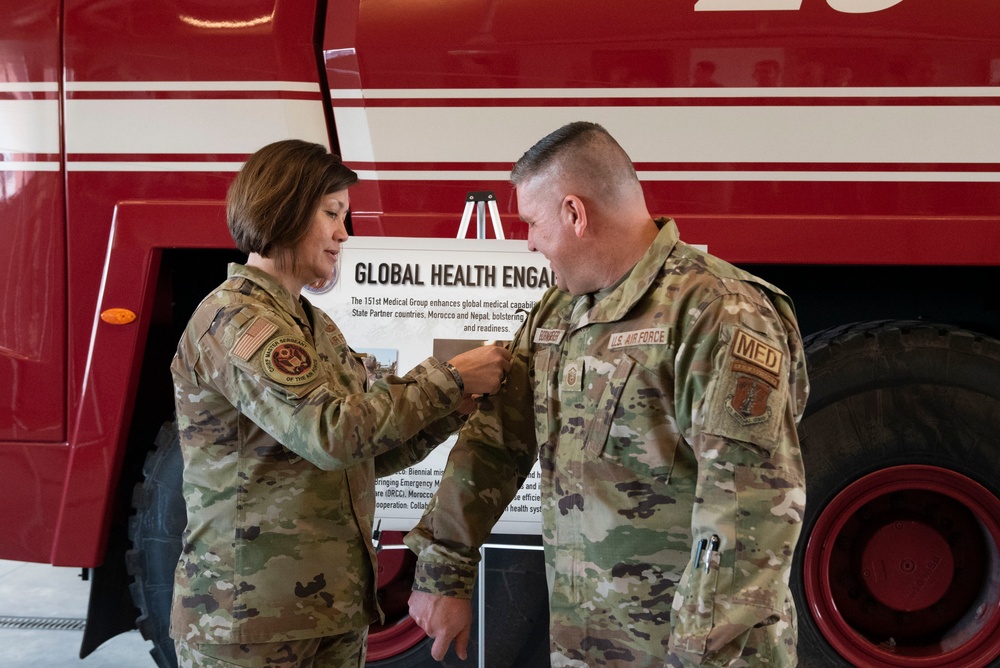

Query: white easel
[{"left": 456, "top": 191, "right": 505, "bottom": 240}]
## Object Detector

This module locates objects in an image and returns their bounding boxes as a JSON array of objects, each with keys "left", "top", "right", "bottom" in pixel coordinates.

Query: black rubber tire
[
  {"left": 127, "top": 421, "right": 185, "bottom": 668},
  {"left": 791, "top": 321, "right": 1000, "bottom": 667},
  {"left": 126, "top": 422, "right": 550, "bottom": 668}
]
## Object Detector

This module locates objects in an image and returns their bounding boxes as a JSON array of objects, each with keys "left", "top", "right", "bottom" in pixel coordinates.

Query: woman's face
[{"left": 291, "top": 189, "right": 350, "bottom": 288}]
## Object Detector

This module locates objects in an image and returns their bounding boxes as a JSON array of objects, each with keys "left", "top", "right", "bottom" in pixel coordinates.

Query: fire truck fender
[
  {"left": 792, "top": 321, "right": 1000, "bottom": 667},
  {"left": 52, "top": 201, "right": 232, "bottom": 567}
]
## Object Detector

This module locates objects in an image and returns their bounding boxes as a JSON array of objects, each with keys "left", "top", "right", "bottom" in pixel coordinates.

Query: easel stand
[{"left": 456, "top": 191, "right": 505, "bottom": 240}]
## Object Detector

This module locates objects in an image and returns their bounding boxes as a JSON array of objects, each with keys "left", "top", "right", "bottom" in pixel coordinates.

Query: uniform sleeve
[
  {"left": 194, "top": 309, "right": 465, "bottom": 472},
  {"left": 403, "top": 315, "right": 541, "bottom": 599},
  {"left": 373, "top": 412, "right": 467, "bottom": 478},
  {"left": 668, "top": 290, "right": 807, "bottom": 666}
]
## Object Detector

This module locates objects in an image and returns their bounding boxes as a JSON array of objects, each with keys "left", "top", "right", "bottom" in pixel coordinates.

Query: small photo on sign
[{"left": 356, "top": 347, "right": 398, "bottom": 384}]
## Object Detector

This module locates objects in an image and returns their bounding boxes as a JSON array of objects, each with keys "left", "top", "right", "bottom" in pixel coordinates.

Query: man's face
[{"left": 517, "top": 178, "right": 580, "bottom": 294}]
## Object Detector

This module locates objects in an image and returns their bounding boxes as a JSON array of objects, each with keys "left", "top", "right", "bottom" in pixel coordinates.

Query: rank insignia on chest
[{"left": 561, "top": 360, "right": 583, "bottom": 392}]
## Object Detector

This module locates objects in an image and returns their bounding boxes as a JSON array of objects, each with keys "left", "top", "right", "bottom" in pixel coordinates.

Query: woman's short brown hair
[{"left": 227, "top": 140, "right": 358, "bottom": 257}]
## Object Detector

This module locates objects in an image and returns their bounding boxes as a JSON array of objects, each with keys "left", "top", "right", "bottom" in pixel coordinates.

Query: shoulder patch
[
  {"left": 231, "top": 317, "right": 278, "bottom": 361},
  {"left": 725, "top": 375, "right": 774, "bottom": 426},
  {"left": 703, "top": 325, "right": 788, "bottom": 453},
  {"left": 731, "top": 328, "right": 782, "bottom": 375},
  {"left": 261, "top": 336, "right": 319, "bottom": 386}
]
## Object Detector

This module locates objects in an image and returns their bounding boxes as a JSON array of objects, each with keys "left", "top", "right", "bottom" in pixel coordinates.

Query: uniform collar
[
  {"left": 227, "top": 263, "right": 314, "bottom": 332},
  {"left": 561, "top": 218, "right": 679, "bottom": 329}
]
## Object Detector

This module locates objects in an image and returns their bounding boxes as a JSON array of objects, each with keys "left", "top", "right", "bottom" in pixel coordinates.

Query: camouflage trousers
[{"left": 175, "top": 628, "right": 367, "bottom": 668}]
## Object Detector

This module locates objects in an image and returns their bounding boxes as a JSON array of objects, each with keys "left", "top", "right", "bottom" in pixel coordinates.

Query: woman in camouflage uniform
[{"left": 170, "top": 140, "right": 510, "bottom": 667}]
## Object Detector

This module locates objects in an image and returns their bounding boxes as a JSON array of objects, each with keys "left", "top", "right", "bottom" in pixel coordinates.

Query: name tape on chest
[
  {"left": 232, "top": 317, "right": 278, "bottom": 361},
  {"left": 608, "top": 327, "right": 669, "bottom": 350},
  {"left": 731, "top": 328, "right": 783, "bottom": 375},
  {"left": 327, "top": 328, "right": 346, "bottom": 348},
  {"left": 534, "top": 328, "right": 566, "bottom": 345}
]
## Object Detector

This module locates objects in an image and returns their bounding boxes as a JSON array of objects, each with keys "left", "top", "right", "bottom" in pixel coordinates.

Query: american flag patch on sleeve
[{"left": 232, "top": 317, "right": 278, "bottom": 361}]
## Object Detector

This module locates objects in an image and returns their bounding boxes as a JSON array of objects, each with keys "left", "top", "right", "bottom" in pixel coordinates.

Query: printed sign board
[{"left": 306, "top": 236, "right": 550, "bottom": 534}]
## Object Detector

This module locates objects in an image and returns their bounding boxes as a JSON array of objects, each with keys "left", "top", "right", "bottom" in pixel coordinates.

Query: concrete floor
[{"left": 0, "top": 559, "right": 156, "bottom": 667}]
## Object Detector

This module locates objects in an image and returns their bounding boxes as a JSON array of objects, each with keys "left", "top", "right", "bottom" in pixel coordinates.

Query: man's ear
[{"left": 562, "top": 195, "right": 588, "bottom": 239}]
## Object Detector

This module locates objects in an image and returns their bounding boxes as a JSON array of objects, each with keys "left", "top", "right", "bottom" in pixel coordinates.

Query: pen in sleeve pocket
[{"left": 704, "top": 534, "right": 720, "bottom": 572}]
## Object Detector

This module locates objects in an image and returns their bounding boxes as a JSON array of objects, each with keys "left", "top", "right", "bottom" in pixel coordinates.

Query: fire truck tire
[
  {"left": 791, "top": 321, "right": 1000, "bottom": 668},
  {"left": 127, "top": 421, "right": 185, "bottom": 668}
]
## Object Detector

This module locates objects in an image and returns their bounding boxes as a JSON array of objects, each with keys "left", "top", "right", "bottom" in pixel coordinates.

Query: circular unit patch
[{"left": 262, "top": 336, "right": 319, "bottom": 386}]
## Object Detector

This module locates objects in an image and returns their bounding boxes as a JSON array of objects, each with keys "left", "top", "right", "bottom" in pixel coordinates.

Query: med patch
[{"left": 705, "top": 326, "right": 787, "bottom": 451}]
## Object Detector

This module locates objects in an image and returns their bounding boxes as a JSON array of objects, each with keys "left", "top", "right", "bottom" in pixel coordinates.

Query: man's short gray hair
[{"left": 510, "top": 121, "right": 638, "bottom": 188}]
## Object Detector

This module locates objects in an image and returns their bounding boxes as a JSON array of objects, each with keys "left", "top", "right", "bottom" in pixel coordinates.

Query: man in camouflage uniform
[
  {"left": 170, "top": 139, "right": 510, "bottom": 667},
  {"left": 405, "top": 122, "right": 809, "bottom": 667}
]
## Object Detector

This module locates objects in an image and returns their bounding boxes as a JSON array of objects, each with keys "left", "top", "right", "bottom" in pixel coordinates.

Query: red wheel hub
[
  {"left": 861, "top": 520, "right": 955, "bottom": 612},
  {"left": 804, "top": 465, "right": 1000, "bottom": 667}
]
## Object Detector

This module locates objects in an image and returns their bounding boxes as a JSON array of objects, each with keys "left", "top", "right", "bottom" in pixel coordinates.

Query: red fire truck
[{"left": 3, "top": 0, "right": 1000, "bottom": 666}]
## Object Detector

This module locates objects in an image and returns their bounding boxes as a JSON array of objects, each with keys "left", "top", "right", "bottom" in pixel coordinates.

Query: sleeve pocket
[{"left": 669, "top": 551, "right": 720, "bottom": 656}]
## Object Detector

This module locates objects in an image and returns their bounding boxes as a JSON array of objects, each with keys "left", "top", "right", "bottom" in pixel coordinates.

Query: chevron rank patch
[
  {"left": 561, "top": 360, "right": 583, "bottom": 392},
  {"left": 261, "top": 336, "right": 319, "bottom": 386}
]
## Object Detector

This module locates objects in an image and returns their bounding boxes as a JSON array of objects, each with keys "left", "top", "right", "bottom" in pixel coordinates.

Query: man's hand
[
  {"left": 448, "top": 344, "right": 512, "bottom": 396},
  {"left": 408, "top": 590, "right": 473, "bottom": 661},
  {"left": 455, "top": 395, "right": 480, "bottom": 416}
]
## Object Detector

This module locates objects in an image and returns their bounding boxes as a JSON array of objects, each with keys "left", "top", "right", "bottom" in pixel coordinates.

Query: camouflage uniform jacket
[
  {"left": 406, "top": 220, "right": 809, "bottom": 667},
  {"left": 170, "top": 263, "right": 464, "bottom": 645}
]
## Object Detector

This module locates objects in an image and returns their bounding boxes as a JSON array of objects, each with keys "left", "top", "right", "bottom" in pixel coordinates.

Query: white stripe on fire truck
[
  {"left": 0, "top": 99, "right": 60, "bottom": 155},
  {"left": 65, "top": 81, "right": 321, "bottom": 92},
  {"left": 1, "top": 81, "right": 321, "bottom": 93},
  {"left": 3, "top": 82, "right": 327, "bottom": 168},
  {"left": 351, "top": 170, "right": 1000, "bottom": 183},
  {"left": 6, "top": 82, "right": 999, "bottom": 181},
  {"left": 63, "top": 98, "right": 329, "bottom": 155},
  {"left": 1, "top": 162, "right": 60, "bottom": 172},
  {"left": 0, "top": 83, "right": 59, "bottom": 93},
  {"left": 67, "top": 162, "right": 246, "bottom": 172},
  {"left": 332, "top": 105, "right": 1000, "bottom": 167},
  {"left": 330, "top": 86, "right": 1000, "bottom": 99}
]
